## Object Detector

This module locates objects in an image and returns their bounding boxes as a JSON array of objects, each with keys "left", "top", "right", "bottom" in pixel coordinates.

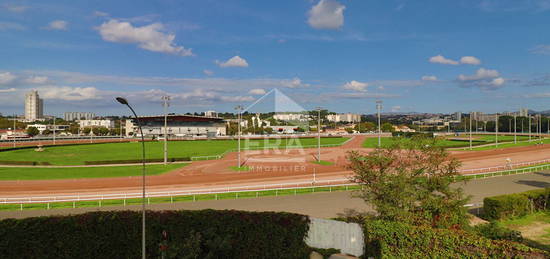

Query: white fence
[{"left": 2, "top": 160, "right": 550, "bottom": 207}]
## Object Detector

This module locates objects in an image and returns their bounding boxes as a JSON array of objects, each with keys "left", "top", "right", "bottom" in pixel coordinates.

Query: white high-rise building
[{"left": 24, "top": 90, "right": 43, "bottom": 121}]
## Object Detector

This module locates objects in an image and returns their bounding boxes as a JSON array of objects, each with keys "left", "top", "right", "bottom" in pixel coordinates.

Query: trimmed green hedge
[
  {"left": 84, "top": 157, "right": 190, "bottom": 165},
  {"left": 0, "top": 210, "right": 310, "bottom": 258},
  {"left": 363, "top": 220, "right": 548, "bottom": 258},
  {"left": 483, "top": 188, "right": 550, "bottom": 220},
  {"left": 0, "top": 161, "right": 51, "bottom": 166}
]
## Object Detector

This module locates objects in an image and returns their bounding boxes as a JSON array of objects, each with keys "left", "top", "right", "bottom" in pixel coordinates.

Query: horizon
[{"left": 1, "top": 0, "right": 550, "bottom": 116}]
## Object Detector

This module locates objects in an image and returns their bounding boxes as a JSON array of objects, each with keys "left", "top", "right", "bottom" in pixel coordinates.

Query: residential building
[
  {"left": 273, "top": 113, "right": 308, "bottom": 122},
  {"left": 204, "top": 111, "right": 218, "bottom": 117},
  {"left": 24, "top": 90, "right": 43, "bottom": 121},
  {"left": 79, "top": 120, "right": 115, "bottom": 129},
  {"left": 326, "top": 113, "right": 361, "bottom": 123},
  {"left": 64, "top": 112, "right": 96, "bottom": 121}
]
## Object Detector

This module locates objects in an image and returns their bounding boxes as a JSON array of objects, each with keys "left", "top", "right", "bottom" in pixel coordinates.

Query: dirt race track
[{"left": 1, "top": 135, "right": 550, "bottom": 198}]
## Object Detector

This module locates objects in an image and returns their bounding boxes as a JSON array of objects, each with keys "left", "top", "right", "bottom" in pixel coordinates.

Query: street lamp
[
  {"left": 495, "top": 113, "right": 499, "bottom": 148},
  {"left": 376, "top": 100, "right": 383, "bottom": 148},
  {"left": 514, "top": 114, "right": 517, "bottom": 144},
  {"left": 235, "top": 105, "right": 243, "bottom": 168},
  {"left": 115, "top": 97, "right": 147, "bottom": 259},
  {"left": 469, "top": 113, "right": 472, "bottom": 150}
]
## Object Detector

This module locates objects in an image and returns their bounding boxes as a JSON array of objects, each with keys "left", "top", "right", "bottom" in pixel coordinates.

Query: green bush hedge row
[
  {"left": 84, "top": 157, "right": 191, "bottom": 165},
  {"left": 0, "top": 160, "right": 51, "bottom": 166},
  {"left": 391, "top": 132, "right": 434, "bottom": 138},
  {"left": 483, "top": 188, "right": 550, "bottom": 220},
  {"left": 0, "top": 209, "right": 311, "bottom": 259},
  {"left": 363, "top": 220, "right": 548, "bottom": 258}
]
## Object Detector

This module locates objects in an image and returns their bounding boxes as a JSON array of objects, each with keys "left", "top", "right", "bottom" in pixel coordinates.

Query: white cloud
[
  {"left": 215, "top": 56, "right": 249, "bottom": 68},
  {"left": 458, "top": 68, "right": 499, "bottom": 81},
  {"left": 40, "top": 86, "right": 101, "bottom": 101},
  {"left": 530, "top": 44, "right": 550, "bottom": 55},
  {"left": 97, "top": 19, "right": 193, "bottom": 56},
  {"left": 491, "top": 77, "right": 505, "bottom": 86},
  {"left": 24, "top": 76, "right": 49, "bottom": 84},
  {"left": 343, "top": 80, "right": 368, "bottom": 91},
  {"left": 421, "top": 75, "right": 437, "bottom": 81},
  {"left": 93, "top": 11, "right": 109, "bottom": 17},
  {"left": 307, "top": 0, "right": 346, "bottom": 30},
  {"left": 391, "top": 106, "right": 401, "bottom": 112},
  {"left": 429, "top": 55, "right": 459, "bottom": 65},
  {"left": 281, "top": 77, "right": 309, "bottom": 88},
  {"left": 46, "top": 20, "right": 68, "bottom": 30},
  {"left": 0, "top": 72, "right": 16, "bottom": 84},
  {"left": 3, "top": 4, "right": 28, "bottom": 13},
  {"left": 249, "top": 88, "right": 266, "bottom": 95},
  {"left": 460, "top": 56, "right": 481, "bottom": 65},
  {"left": 0, "top": 22, "right": 26, "bottom": 31},
  {"left": 0, "top": 88, "right": 16, "bottom": 93},
  {"left": 203, "top": 69, "right": 214, "bottom": 76}
]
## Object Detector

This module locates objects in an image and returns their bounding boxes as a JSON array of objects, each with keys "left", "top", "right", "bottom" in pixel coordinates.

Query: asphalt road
[{"left": 0, "top": 171, "right": 548, "bottom": 219}]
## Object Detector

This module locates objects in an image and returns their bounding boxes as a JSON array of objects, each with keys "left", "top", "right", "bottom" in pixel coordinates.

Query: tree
[
  {"left": 26, "top": 127, "right": 39, "bottom": 137},
  {"left": 348, "top": 137, "right": 470, "bottom": 229},
  {"left": 381, "top": 122, "right": 394, "bottom": 132},
  {"left": 42, "top": 129, "right": 51, "bottom": 135},
  {"left": 354, "top": 122, "right": 376, "bottom": 133},
  {"left": 344, "top": 127, "right": 354, "bottom": 133}
]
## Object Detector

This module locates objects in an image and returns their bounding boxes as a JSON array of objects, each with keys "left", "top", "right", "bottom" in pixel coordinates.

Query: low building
[
  {"left": 326, "top": 113, "right": 361, "bottom": 123},
  {"left": 125, "top": 115, "right": 226, "bottom": 137},
  {"left": 273, "top": 113, "right": 309, "bottom": 122},
  {"left": 79, "top": 119, "right": 115, "bottom": 129},
  {"left": 64, "top": 112, "right": 96, "bottom": 121},
  {"left": 0, "top": 129, "right": 28, "bottom": 140},
  {"left": 26, "top": 124, "right": 70, "bottom": 134},
  {"left": 204, "top": 111, "right": 218, "bottom": 117}
]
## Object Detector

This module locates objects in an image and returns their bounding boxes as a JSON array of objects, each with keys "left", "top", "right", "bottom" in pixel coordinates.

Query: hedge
[
  {"left": 363, "top": 220, "right": 548, "bottom": 258},
  {"left": 84, "top": 157, "right": 191, "bottom": 165},
  {"left": 0, "top": 209, "right": 311, "bottom": 259},
  {"left": 483, "top": 188, "right": 550, "bottom": 220},
  {"left": 0, "top": 161, "right": 51, "bottom": 166}
]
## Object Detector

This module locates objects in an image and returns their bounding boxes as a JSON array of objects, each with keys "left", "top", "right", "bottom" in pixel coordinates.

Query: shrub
[
  {"left": 363, "top": 220, "right": 547, "bottom": 258},
  {"left": 0, "top": 209, "right": 310, "bottom": 259},
  {"left": 473, "top": 222, "right": 523, "bottom": 242},
  {"left": 483, "top": 188, "right": 550, "bottom": 220}
]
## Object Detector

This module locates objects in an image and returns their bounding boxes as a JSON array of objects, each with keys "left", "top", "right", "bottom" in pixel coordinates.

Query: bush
[
  {"left": 84, "top": 157, "right": 191, "bottom": 165},
  {"left": 0, "top": 161, "right": 51, "bottom": 166},
  {"left": 473, "top": 222, "right": 523, "bottom": 242},
  {"left": 391, "top": 132, "right": 433, "bottom": 138},
  {"left": 483, "top": 188, "right": 550, "bottom": 220},
  {"left": 0, "top": 209, "right": 310, "bottom": 259},
  {"left": 363, "top": 220, "right": 547, "bottom": 258}
]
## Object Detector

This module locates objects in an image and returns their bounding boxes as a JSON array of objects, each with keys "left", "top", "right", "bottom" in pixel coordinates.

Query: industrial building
[{"left": 125, "top": 115, "right": 226, "bottom": 137}]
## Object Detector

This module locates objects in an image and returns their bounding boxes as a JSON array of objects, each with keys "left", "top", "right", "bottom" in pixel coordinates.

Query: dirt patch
[{"left": 515, "top": 222, "right": 550, "bottom": 245}]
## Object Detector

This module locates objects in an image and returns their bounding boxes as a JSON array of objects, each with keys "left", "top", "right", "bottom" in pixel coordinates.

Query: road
[{"left": 1, "top": 170, "right": 547, "bottom": 219}]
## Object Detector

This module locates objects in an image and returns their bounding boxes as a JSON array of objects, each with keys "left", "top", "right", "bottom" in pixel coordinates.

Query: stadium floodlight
[
  {"left": 376, "top": 100, "right": 383, "bottom": 148},
  {"left": 316, "top": 107, "right": 322, "bottom": 162},
  {"left": 116, "top": 96, "right": 146, "bottom": 259}
]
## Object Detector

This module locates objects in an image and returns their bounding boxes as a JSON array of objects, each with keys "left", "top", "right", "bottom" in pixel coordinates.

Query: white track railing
[
  {"left": 458, "top": 158, "right": 550, "bottom": 175},
  {"left": 2, "top": 160, "right": 550, "bottom": 206}
]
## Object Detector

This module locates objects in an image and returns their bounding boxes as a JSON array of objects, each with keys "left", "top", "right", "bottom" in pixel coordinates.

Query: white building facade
[
  {"left": 79, "top": 120, "right": 115, "bottom": 129},
  {"left": 24, "top": 90, "right": 43, "bottom": 121},
  {"left": 64, "top": 112, "right": 96, "bottom": 121},
  {"left": 327, "top": 113, "right": 361, "bottom": 123}
]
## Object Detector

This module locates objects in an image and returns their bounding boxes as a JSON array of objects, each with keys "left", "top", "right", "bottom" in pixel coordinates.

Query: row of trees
[{"left": 25, "top": 127, "right": 122, "bottom": 137}]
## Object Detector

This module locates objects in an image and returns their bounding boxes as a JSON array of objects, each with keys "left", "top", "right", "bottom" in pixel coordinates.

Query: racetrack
[{"left": 1, "top": 135, "right": 550, "bottom": 200}]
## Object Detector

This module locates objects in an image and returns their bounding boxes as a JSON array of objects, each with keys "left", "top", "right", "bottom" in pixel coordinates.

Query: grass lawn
[
  {"left": 0, "top": 163, "right": 187, "bottom": 181},
  {"left": 362, "top": 135, "right": 534, "bottom": 149},
  {"left": 311, "top": 160, "right": 334, "bottom": 166},
  {"left": 468, "top": 138, "right": 550, "bottom": 151},
  {"left": 0, "top": 137, "right": 347, "bottom": 165},
  {"left": 500, "top": 211, "right": 550, "bottom": 251}
]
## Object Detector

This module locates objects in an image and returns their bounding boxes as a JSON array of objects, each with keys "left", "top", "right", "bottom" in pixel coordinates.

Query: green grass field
[
  {"left": 500, "top": 211, "right": 550, "bottom": 251},
  {"left": 362, "top": 135, "right": 533, "bottom": 149},
  {"left": 0, "top": 137, "right": 347, "bottom": 165},
  {"left": 0, "top": 163, "right": 188, "bottom": 181}
]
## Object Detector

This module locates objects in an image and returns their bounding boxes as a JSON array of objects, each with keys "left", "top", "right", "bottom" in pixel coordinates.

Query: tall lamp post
[
  {"left": 316, "top": 107, "right": 322, "bottom": 162},
  {"left": 529, "top": 114, "right": 532, "bottom": 141},
  {"left": 115, "top": 97, "right": 147, "bottom": 259},
  {"left": 469, "top": 113, "right": 472, "bottom": 150},
  {"left": 161, "top": 96, "right": 170, "bottom": 165},
  {"left": 12, "top": 114, "right": 16, "bottom": 148},
  {"left": 495, "top": 113, "right": 499, "bottom": 148},
  {"left": 235, "top": 105, "right": 243, "bottom": 168},
  {"left": 514, "top": 114, "right": 517, "bottom": 144},
  {"left": 376, "top": 100, "right": 382, "bottom": 148},
  {"left": 53, "top": 117, "right": 56, "bottom": 145}
]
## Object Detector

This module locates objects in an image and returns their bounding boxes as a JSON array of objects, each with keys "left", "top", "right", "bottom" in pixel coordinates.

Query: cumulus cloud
[
  {"left": 307, "top": 0, "right": 346, "bottom": 30},
  {"left": 343, "top": 80, "right": 368, "bottom": 91},
  {"left": 421, "top": 75, "right": 437, "bottom": 81},
  {"left": 281, "top": 77, "right": 309, "bottom": 88},
  {"left": 215, "top": 56, "right": 249, "bottom": 68},
  {"left": 97, "top": 19, "right": 193, "bottom": 56},
  {"left": 40, "top": 86, "right": 101, "bottom": 101},
  {"left": 46, "top": 20, "right": 68, "bottom": 30},
  {"left": 530, "top": 44, "right": 550, "bottom": 55},
  {"left": 0, "top": 72, "right": 16, "bottom": 84},
  {"left": 24, "top": 76, "right": 49, "bottom": 84},
  {"left": 203, "top": 69, "right": 214, "bottom": 76},
  {"left": 429, "top": 55, "right": 459, "bottom": 65},
  {"left": 457, "top": 68, "right": 505, "bottom": 90},
  {"left": 460, "top": 56, "right": 481, "bottom": 65},
  {"left": 249, "top": 88, "right": 266, "bottom": 95}
]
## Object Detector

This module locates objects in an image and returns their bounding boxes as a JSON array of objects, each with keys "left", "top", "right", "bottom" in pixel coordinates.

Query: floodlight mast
[
  {"left": 316, "top": 107, "right": 322, "bottom": 162},
  {"left": 161, "top": 96, "right": 170, "bottom": 165},
  {"left": 115, "top": 97, "right": 146, "bottom": 259},
  {"left": 376, "top": 100, "right": 383, "bottom": 148}
]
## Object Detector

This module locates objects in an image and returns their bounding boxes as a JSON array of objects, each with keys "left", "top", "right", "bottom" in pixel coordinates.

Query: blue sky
[{"left": 0, "top": 0, "right": 549, "bottom": 116}]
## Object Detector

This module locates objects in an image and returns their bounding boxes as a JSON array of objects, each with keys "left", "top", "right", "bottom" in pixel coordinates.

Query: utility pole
[
  {"left": 53, "top": 116, "right": 56, "bottom": 145},
  {"left": 529, "top": 115, "right": 532, "bottom": 141},
  {"left": 514, "top": 114, "right": 517, "bottom": 144},
  {"left": 12, "top": 114, "right": 16, "bottom": 148},
  {"left": 161, "top": 96, "right": 170, "bottom": 165},
  {"left": 316, "top": 107, "right": 321, "bottom": 162},
  {"left": 120, "top": 119, "right": 123, "bottom": 140},
  {"left": 235, "top": 105, "right": 243, "bottom": 168},
  {"left": 376, "top": 100, "right": 382, "bottom": 148}
]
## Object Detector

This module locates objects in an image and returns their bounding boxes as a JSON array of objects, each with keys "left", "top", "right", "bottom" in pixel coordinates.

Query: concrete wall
[{"left": 305, "top": 217, "right": 364, "bottom": 257}]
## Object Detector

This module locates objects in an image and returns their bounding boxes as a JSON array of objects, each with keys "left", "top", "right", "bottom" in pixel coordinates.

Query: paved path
[{"left": 1, "top": 171, "right": 547, "bottom": 219}]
